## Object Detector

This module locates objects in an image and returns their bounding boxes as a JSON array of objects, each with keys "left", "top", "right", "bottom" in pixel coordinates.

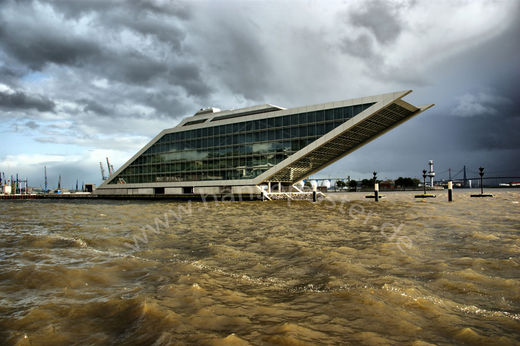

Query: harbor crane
[
  {"left": 106, "top": 157, "right": 113, "bottom": 176},
  {"left": 99, "top": 162, "right": 107, "bottom": 180}
]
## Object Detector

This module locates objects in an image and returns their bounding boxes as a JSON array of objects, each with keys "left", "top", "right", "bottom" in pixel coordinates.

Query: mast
[{"left": 44, "top": 166, "right": 48, "bottom": 193}]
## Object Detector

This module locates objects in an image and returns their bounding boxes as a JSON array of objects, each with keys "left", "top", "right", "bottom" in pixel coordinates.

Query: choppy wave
[{"left": 0, "top": 191, "right": 519, "bottom": 345}]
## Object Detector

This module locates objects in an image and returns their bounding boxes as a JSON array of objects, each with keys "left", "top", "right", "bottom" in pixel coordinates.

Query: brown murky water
[{"left": 0, "top": 189, "right": 519, "bottom": 345}]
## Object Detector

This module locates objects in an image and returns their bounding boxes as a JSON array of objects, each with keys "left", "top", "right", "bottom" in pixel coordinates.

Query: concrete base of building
[{"left": 93, "top": 185, "right": 321, "bottom": 201}]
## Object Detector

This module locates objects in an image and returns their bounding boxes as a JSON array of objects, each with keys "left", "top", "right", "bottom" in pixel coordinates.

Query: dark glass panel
[
  {"left": 325, "top": 109, "right": 334, "bottom": 121},
  {"left": 308, "top": 124, "right": 316, "bottom": 136},
  {"left": 316, "top": 110, "right": 324, "bottom": 122},
  {"left": 317, "top": 123, "right": 325, "bottom": 135},
  {"left": 290, "top": 114, "right": 298, "bottom": 125},
  {"left": 325, "top": 122, "right": 335, "bottom": 133}
]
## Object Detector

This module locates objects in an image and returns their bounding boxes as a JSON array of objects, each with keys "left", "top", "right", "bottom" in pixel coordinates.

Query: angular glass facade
[{"left": 109, "top": 102, "right": 375, "bottom": 184}]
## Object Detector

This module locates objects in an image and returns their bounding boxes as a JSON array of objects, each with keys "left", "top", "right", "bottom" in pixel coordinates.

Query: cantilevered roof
[{"left": 254, "top": 90, "right": 433, "bottom": 183}]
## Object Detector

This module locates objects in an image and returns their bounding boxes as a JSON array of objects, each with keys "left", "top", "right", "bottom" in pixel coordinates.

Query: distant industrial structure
[{"left": 427, "top": 160, "right": 435, "bottom": 187}]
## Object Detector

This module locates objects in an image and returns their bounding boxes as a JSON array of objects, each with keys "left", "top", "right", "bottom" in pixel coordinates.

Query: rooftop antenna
[{"left": 99, "top": 162, "right": 107, "bottom": 180}]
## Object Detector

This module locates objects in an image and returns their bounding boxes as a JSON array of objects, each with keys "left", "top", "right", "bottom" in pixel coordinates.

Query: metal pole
[
  {"left": 44, "top": 166, "right": 48, "bottom": 193},
  {"left": 479, "top": 167, "right": 484, "bottom": 195},
  {"left": 422, "top": 170, "right": 427, "bottom": 195},
  {"left": 373, "top": 171, "right": 378, "bottom": 202},
  {"left": 448, "top": 181, "right": 453, "bottom": 202}
]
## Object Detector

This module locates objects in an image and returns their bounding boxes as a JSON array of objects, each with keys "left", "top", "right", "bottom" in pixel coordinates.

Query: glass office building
[{"left": 96, "top": 90, "right": 432, "bottom": 197}]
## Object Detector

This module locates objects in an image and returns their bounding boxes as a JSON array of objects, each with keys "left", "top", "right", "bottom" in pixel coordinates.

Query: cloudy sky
[{"left": 1, "top": 0, "right": 519, "bottom": 189}]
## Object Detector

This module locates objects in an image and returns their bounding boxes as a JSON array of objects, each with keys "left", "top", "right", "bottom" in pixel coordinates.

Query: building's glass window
[{"left": 109, "top": 103, "right": 375, "bottom": 184}]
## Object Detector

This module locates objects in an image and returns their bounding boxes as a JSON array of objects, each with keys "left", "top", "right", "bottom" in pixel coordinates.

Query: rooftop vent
[{"left": 194, "top": 107, "right": 221, "bottom": 116}]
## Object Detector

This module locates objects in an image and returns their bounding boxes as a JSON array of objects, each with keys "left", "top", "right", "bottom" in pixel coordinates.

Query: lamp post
[
  {"left": 479, "top": 167, "right": 484, "bottom": 195},
  {"left": 422, "top": 169, "right": 427, "bottom": 195}
]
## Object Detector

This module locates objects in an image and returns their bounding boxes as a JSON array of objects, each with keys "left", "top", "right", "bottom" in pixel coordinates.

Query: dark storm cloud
[
  {"left": 80, "top": 99, "right": 110, "bottom": 116},
  {"left": 0, "top": 89, "right": 55, "bottom": 112},
  {"left": 0, "top": 0, "right": 210, "bottom": 109},
  {"left": 193, "top": 17, "right": 274, "bottom": 102},
  {"left": 1, "top": 0, "right": 520, "bottom": 185},
  {"left": 452, "top": 92, "right": 513, "bottom": 117},
  {"left": 25, "top": 120, "right": 39, "bottom": 129},
  {"left": 338, "top": 1, "right": 424, "bottom": 85},
  {"left": 47, "top": 0, "right": 189, "bottom": 48},
  {"left": 0, "top": 10, "right": 102, "bottom": 70},
  {"left": 169, "top": 63, "right": 212, "bottom": 97},
  {"left": 143, "top": 90, "right": 191, "bottom": 118},
  {"left": 48, "top": 0, "right": 192, "bottom": 21},
  {"left": 340, "top": 33, "right": 377, "bottom": 59},
  {"left": 349, "top": 0, "right": 405, "bottom": 45}
]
